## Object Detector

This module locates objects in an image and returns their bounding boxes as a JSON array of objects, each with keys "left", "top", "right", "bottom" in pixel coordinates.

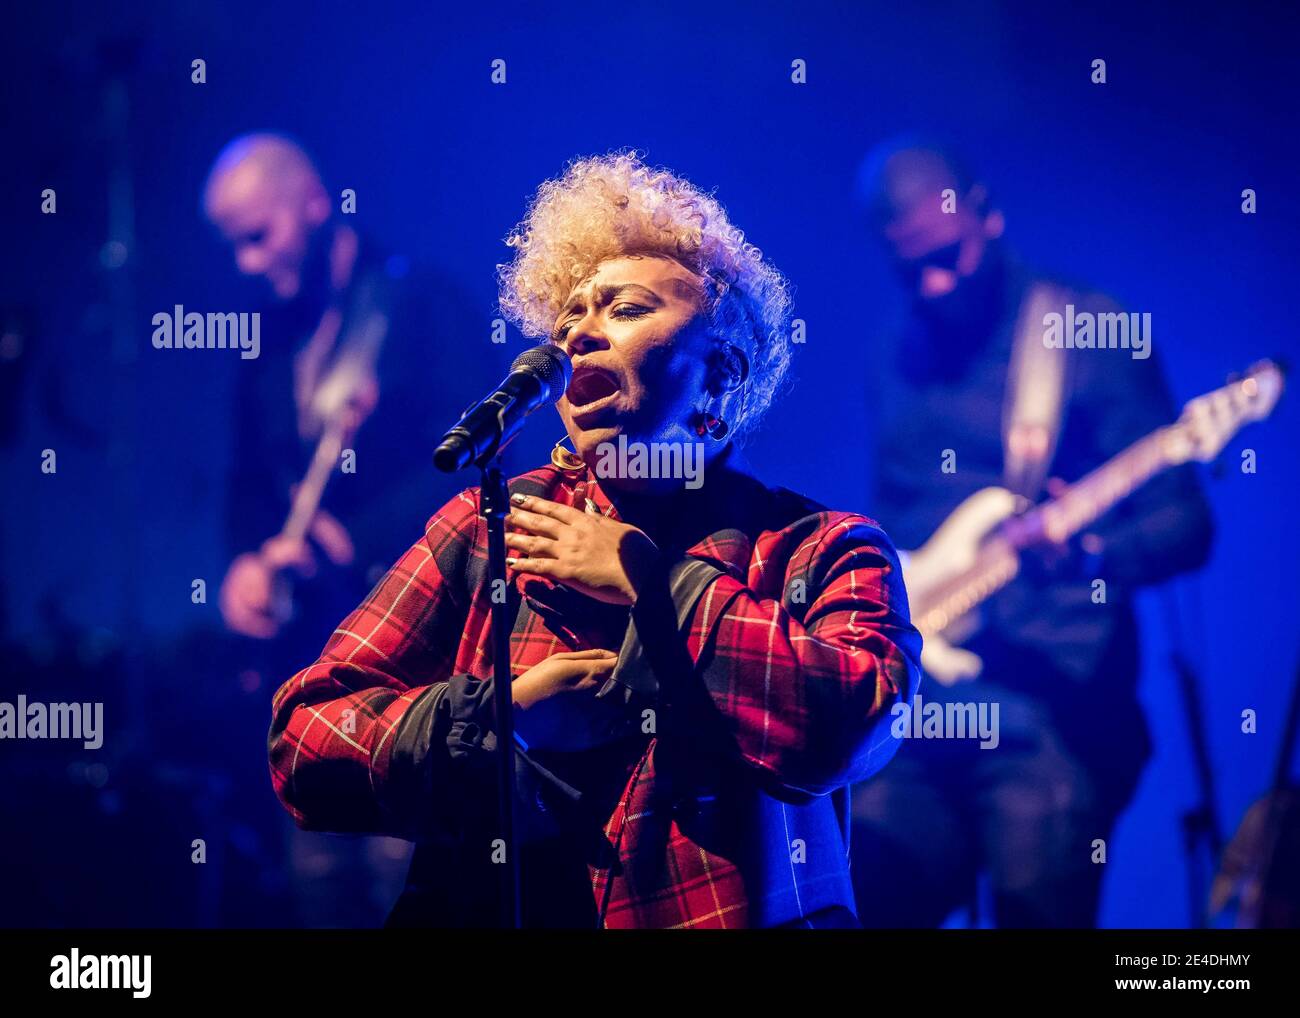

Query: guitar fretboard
[{"left": 1013, "top": 426, "right": 1173, "bottom": 549}]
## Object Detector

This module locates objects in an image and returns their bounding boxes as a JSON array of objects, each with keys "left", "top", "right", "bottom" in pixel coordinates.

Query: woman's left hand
[{"left": 505, "top": 494, "right": 661, "bottom": 606}]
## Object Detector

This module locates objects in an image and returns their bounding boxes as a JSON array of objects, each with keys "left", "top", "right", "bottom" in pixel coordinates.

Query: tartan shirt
[{"left": 268, "top": 455, "right": 921, "bottom": 928}]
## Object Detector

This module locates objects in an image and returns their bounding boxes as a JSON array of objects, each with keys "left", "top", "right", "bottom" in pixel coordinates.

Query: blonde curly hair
[{"left": 497, "top": 150, "right": 793, "bottom": 440}]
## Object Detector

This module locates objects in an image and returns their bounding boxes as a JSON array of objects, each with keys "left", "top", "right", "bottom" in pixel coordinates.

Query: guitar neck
[
  {"left": 917, "top": 428, "right": 1177, "bottom": 635},
  {"left": 1008, "top": 426, "right": 1175, "bottom": 551},
  {"left": 280, "top": 418, "right": 348, "bottom": 544}
]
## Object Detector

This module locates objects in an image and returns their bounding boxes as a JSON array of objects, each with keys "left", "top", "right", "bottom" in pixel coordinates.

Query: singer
[{"left": 266, "top": 151, "right": 922, "bottom": 928}]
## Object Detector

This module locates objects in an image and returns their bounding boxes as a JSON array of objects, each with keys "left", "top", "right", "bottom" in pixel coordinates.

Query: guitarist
[
  {"left": 202, "top": 133, "right": 492, "bottom": 925},
  {"left": 849, "top": 140, "right": 1215, "bottom": 927},
  {"left": 204, "top": 133, "right": 493, "bottom": 647}
]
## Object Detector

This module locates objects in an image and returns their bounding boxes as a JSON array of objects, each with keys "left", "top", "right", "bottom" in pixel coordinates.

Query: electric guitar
[{"left": 903, "top": 360, "right": 1285, "bottom": 684}]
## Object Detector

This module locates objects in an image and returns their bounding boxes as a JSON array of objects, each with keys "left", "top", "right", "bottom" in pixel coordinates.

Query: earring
[
  {"left": 691, "top": 411, "right": 729, "bottom": 440},
  {"left": 551, "top": 434, "right": 585, "bottom": 472}
]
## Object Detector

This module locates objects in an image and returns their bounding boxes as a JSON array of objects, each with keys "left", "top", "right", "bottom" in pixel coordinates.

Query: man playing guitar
[
  {"left": 849, "top": 141, "right": 1217, "bottom": 928},
  {"left": 202, "top": 132, "right": 489, "bottom": 925}
]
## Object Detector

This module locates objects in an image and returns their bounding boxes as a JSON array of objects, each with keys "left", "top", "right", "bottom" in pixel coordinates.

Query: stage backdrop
[{"left": 3, "top": 0, "right": 1297, "bottom": 927}]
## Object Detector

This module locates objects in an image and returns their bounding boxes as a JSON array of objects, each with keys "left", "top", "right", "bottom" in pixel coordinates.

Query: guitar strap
[
  {"left": 1002, "top": 280, "right": 1073, "bottom": 500},
  {"left": 306, "top": 269, "right": 394, "bottom": 435},
  {"left": 279, "top": 267, "right": 395, "bottom": 545}
]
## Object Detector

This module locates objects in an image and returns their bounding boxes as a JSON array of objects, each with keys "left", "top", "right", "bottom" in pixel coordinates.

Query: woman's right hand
[{"left": 512, "top": 649, "right": 628, "bottom": 752}]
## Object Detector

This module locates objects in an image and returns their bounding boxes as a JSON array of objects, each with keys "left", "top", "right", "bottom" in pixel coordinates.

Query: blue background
[{"left": 3, "top": 0, "right": 1297, "bottom": 926}]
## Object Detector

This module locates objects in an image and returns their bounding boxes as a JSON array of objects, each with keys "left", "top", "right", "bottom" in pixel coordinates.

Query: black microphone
[{"left": 434, "top": 343, "right": 572, "bottom": 472}]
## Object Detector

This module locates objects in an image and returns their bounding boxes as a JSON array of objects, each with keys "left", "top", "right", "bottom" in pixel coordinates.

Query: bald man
[
  {"left": 202, "top": 133, "right": 492, "bottom": 926},
  {"left": 204, "top": 133, "right": 340, "bottom": 302},
  {"left": 204, "top": 132, "right": 494, "bottom": 642},
  {"left": 849, "top": 140, "right": 1214, "bottom": 928},
  {"left": 206, "top": 134, "right": 376, "bottom": 642}
]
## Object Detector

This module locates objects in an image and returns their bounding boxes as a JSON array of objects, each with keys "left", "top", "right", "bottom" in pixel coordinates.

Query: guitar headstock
[{"left": 1165, "top": 360, "right": 1285, "bottom": 464}]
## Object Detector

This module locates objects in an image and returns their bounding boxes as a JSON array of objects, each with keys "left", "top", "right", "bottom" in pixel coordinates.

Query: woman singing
[{"left": 267, "top": 151, "right": 921, "bottom": 928}]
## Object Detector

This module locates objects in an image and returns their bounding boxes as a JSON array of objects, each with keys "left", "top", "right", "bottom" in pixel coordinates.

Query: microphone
[{"left": 434, "top": 343, "right": 572, "bottom": 472}]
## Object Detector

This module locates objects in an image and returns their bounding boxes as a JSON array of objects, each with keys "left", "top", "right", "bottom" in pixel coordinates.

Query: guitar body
[{"left": 901, "top": 486, "right": 1020, "bottom": 683}]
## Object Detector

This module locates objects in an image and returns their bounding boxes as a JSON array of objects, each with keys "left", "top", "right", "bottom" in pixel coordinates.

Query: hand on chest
[{"left": 515, "top": 573, "right": 632, "bottom": 655}]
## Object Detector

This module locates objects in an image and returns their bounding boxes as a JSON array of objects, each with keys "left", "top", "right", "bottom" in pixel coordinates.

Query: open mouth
[{"left": 566, "top": 367, "right": 621, "bottom": 412}]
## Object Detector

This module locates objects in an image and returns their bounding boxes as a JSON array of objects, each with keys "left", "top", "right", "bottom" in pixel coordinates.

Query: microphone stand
[
  {"left": 1162, "top": 587, "right": 1223, "bottom": 928},
  {"left": 436, "top": 343, "right": 572, "bottom": 929},
  {"left": 478, "top": 454, "right": 522, "bottom": 929}
]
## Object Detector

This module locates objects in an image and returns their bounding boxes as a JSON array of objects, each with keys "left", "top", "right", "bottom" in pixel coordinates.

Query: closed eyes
[{"left": 554, "top": 304, "right": 650, "bottom": 340}]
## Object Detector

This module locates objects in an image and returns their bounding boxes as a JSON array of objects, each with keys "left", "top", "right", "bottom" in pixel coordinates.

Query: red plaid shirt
[{"left": 268, "top": 458, "right": 921, "bottom": 928}]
